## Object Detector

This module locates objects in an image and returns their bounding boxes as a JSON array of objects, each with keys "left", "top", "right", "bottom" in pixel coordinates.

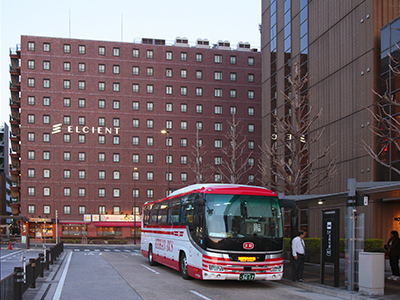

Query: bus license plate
[{"left": 239, "top": 273, "right": 255, "bottom": 281}]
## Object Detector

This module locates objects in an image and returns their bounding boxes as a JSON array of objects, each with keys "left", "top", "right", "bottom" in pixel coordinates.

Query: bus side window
[
  {"left": 151, "top": 210, "right": 158, "bottom": 224},
  {"left": 171, "top": 205, "right": 180, "bottom": 224}
]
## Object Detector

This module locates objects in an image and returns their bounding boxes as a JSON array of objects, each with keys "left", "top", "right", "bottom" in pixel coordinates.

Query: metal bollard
[
  {"left": 14, "top": 266, "right": 23, "bottom": 300},
  {"left": 38, "top": 253, "right": 44, "bottom": 277},
  {"left": 29, "top": 258, "right": 36, "bottom": 289},
  {"left": 46, "top": 250, "right": 50, "bottom": 270}
]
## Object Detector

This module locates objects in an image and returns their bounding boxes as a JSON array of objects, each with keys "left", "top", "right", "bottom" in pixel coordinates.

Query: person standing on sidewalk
[
  {"left": 385, "top": 230, "right": 400, "bottom": 281},
  {"left": 292, "top": 231, "right": 306, "bottom": 282}
]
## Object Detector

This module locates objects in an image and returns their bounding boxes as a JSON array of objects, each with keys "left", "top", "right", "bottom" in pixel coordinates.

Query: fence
[{"left": 0, "top": 242, "right": 64, "bottom": 300}]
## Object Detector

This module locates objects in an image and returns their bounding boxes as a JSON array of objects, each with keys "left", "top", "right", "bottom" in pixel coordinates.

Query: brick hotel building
[{"left": 9, "top": 36, "right": 261, "bottom": 239}]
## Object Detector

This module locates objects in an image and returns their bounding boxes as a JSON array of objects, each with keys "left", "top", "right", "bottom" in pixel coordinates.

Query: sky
[{"left": 0, "top": 0, "right": 261, "bottom": 128}]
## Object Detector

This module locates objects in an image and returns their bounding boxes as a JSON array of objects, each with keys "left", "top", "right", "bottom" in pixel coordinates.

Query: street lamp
[
  {"left": 133, "top": 167, "right": 138, "bottom": 245},
  {"left": 161, "top": 130, "right": 170, "bottom": 194}
]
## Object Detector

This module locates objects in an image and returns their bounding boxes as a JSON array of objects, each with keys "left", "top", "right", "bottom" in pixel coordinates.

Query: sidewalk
[{"left": 280, "top": 259, "right": 400, "bottom": 300}]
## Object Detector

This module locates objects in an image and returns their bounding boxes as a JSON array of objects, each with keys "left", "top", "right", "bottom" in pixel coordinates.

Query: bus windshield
[{"left": 204, "top": 194, "right": 282, "bottom": 239}]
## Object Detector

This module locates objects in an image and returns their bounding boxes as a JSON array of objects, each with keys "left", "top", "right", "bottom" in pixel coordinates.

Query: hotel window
[
  {"left": 63, "top": 80, "right": 70, "bottom": 89},
  {"left": 113, "top": 136, "right": 120, "bottom": 145},
  {"left": 43, "top": 61, "right": 50, "bottom": 70},
  {"left": 248, "top": 174, "right": 255, "bottom": 183},
  {"left": 248, "top": 157, "right": 255, "bottom": 166},
  {"left": 28, "top": 169, "right": 35, "bottom": 178},
  {"left": 43, "top": 79, "right": 50, "bottom": 88},
  {"left": 248, "top": 74, "right": 255, "bottom": 82},
  {"left": 43, "top": 133, "right": 50, "bottom": 143},
  {"left": 113, "top": 65, "right": 120, "bottom": 74},
  {"left": 64, "top": 98, "right": 71, "bottom": 107},
  {"left": 230, "top": 56, "right": 237, "bottom": 64},
  {"left": 180, "top": 52, "right": 187, "bottom": 61},
  {"left": 147, "top": 154, "right": 154, "bottom": 163},
  {"left": 248, "top": 124, "right": 255, "bottom": 133},
  {"left": 133, "top": 170, "right": 139, "bottom": 180},
  {"left": 166, "top": 103, "right": 173, "bottom": 112},
  {"left": 98, "top": 135, "right": 106, "bottom": 144},
  {"left": 166, "top": 120, "right": 173, "bottom": 129},
  {"left": 197, "top": 139, "right": 203, "bottom": 147},
  {"left": 147, "top": 119, "right": 154, "bottom": 128},
  {"left": 79, "top": 206, "right": 86, "bottom": 214},
  {"left": 132, "top": 119, "right": 139, "bottom": 128},
  {"left": 98, "top": 64, "right": 105, "bottom": 73},
  {"left": 147, "top": 189, "right": 154, "bottom": 198},
  {"left": 98, "top": 46, "right": 105, "bottom": 55},
  {"left": 132, "top": 154, "right": 139, "bottom": 163},
  {"left": 230, "top": 106, "right": 237, "bottom": 115},
  {"left": 166, "top": 68, "right": 173, "bottom": 77},
  {"left": 78, "top": 116, "right": 85, "bottom": 125},
  {"left": 113, "top": 118, "right": 120, "bottom": 127},
  {"left": 248, "top": 90, "right": 255, "bottom": 99},
  {"left": 28, "top": 114, "right": 35, "bottom": 124},
  {"left": 43, "top": 188, "right": 50, "bottom": 197},
  {"left": 147, "top": 172, "right": 154, "bottom": 181},
  {"left": 132, "top": 48, "right": 139, "bottom": 57},
  {"left": 64, "top": 151, "right": 71, "bottom": 161},
  {"left": 196, "top": 121, "right": 203, "bottom": 130},
  {"left": 132, "top": 84, "right": 139, "bottom": 93},
  {"left": 99, "top": 206, "right": 106, "bottom": 215},
  {"left": 180, "top": 69, "right": 187, "bottom": 78},
  {"left": 214, "top": 54, "right": 222, "bottom": 63},
  {"left": 28, "top": 78, "right": 35, "bottom": 87},
  {"left": 98, "top": 117, "right": 105, "bottom": 126},
  {"left": 181, "top": 155, "right": 187, "bottom": 164},
  {"left": 43, "top": 169, "right": 50, "bottom": 178},
  {"left": 215, "top": 140, "right": 222, "bottom": 148},
  {"left": 196, "top": 87, "right": 203, "bottom": 96},
  {"left": 28, "top": 187, "right": 35, "bottom": 196},
  {"left": 99, "top": 170, "right": 106, "bottom": 180},
  {"left": 147, "top": 67, "right": 154, "bottom": 76},
  {"left": 196, "top": 70, "right": 202, "bottom": 79},
  {"left": 28, "top": 96, "right": 35, "bottom": 105},
  {"left": 214, "top": 105, "right": 222, "bottom": 114},
  {"left": 147, "top": 84, "right": 154, "bottom": 94},
  {"left": 181, "top": 173, "right": 188, "bottom": 182},
  {"left": 98, "top": 82, "right": 105, "bottom": 91},
  {"left": 78, "top": 98, "right": 86, "bottom": 108},
  {"left": 113, "top": 153, "right": 120, "bottom": 162},
  {"left": 248, "top": 140, "right": 255, "bottom": 149},
  {"left": 147, "top": 137, "right": 154, "bottom": 146},
  {"left": 248, "top": 57, "right": 255, "bottom": 66},
  {"left": 146, "top": 102, "right": 154, "bottom": 111},
  {"left": 78, "top": 63, "right": 86, "bottom": 72},
  {"left": 230, "top": 90, "right": 237, "bottom": 98},
  {"left": 180, "top": 138, "right": 187, "bottom": 147},
  {"left": 28, "top": 41, "right": 35, "bottom": 51},
  {"left": 215, "top": 122, "right": 223, "bottom": 131},
  {"left": 78, "top": 45, "right": 86, "bottom": 54},
  {"left": 43, "top": 151, "right": 50, "bottom": 160},
  {"left": 28, "top": 150, "right": 35, "bottom": 160},
  {"left": 78, "top": 81, "right": 86, "bottom": 90},
  {"left": 64, "top": 170, "right": 71, "bottom": 179},
  {"left": 166, "top": 86, "right": 173, "bottom": 95},
  {"left": 146, "top": 49, "right": 154, "bottom": 59},
  {"left": 215, "top": 156, "right": 222, "bottom": 165},
  {"left": 98, "top": 99, "right": 105, "bottom": 109},
  {"left": 230, "top": 72, "right": 237, "bottom": 81},
  {"left": 99, "top": 188, "right": 106, "bottom": 197},
  {"left": 78, "top": 152, "right": 86, "bottom": 161},
  {"left": 98, "top": 152, "right": 105, "bottom": 162},
  {"left": 113, "top": 100, "right": 120, "bottom": 109},
  {"left": 215, "top": 174, "right": 222, "bottom": 182},
  {"left": 42, "top": 97, "right": 50, "bottom": 106},
  {"left": 132, "top": 66, "right": 139, "bottom": 75},
  {"left": 113, "top": 47, "right": 120, "bottom": 56},
  {"left": 28, "top": 132, "right": 35, "bottom": 142},
  {"left": 214, "top": 71, "right": 222, "bottom": 81},
  {"left": 113, "top": 171, "right": 120, "bottom": 180},
  {"left": 166, "top": 51, "right": 173, "bottom": 60},
  {"left": 214, "top": 89, "right": 222, "bottom": 97},
  {"left": 180, "top": 86, "right": 187, "bottom": 95},
  {"left": 64, "top": 206, "right": 71, "bottom": 215},
  {"left": 166, "top": 155, "right": 172, "bottom": 164},
  {"left": 165, "top": 137, "right": 172, "bottom": 147},
  {"left": 181, "top": 103, "right": 187, "bottom": 112},
  {"left": 28, "top": 205, "right": 35, "bottom": 214},
  {"left": 79, "top": 188, "right": 86, "bottom": 197},
  {"left": 196, "top": 53, "right": 202, "bottom": 62},
  {"left": 196, "top": 104, "right": 203, "bottom": 113},
  {"left": 165, "top": 172, "right": 173, "bottom": 182},
  {"left": 43, "top": 43, "right": 50, "bottom": 52},
  {"left": 132, "top": 136, "right": 139, "bottom": 145},
  {"left": 181, "top": 121, "right": 187, "bottom": 130},
  {"left": 113, "top": 206, "right": 120, "bottom": 214},
  {"left": 78, "top": 170, "right": 86, "bottom": 179},
  {"left": 44, "top": 205, "right": 51, "bottom": 215},
  {"left": 113, "top": 83, "right": 120, "bottom": 92},
  {"left": 64, "top": 44, "right": 71, "bottom": 53}
]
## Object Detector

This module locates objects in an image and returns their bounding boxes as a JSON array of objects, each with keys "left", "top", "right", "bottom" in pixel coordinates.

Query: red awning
[
  {"left": 94, "top": 222, "right": 141, "bottom": 227},
  {"left": 59, "top": 221, "right": 88, "bottom": 224}
]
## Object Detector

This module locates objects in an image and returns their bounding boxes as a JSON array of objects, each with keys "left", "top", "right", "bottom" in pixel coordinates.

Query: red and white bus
[{"left": 141, "top": 184, "right": 284, "bottom": 281}]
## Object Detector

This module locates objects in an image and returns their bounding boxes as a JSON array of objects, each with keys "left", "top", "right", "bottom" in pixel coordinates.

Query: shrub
[
  {"left": 284, "top": 238, "right": 291, "bottom": 251},
  {"left": 304, "top": 238, "right": 320, "bottom": 254},
  {"left": 364, "top": 239, "right": 384, "bottom": 252}
]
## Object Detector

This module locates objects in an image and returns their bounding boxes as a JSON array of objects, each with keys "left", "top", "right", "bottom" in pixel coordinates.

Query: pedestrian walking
[
  {"left": 291, "top": 231, "right": 306, "bottom": 282},
  {"left": 385, "top": 230, "right": 400, "bottom": 281}
]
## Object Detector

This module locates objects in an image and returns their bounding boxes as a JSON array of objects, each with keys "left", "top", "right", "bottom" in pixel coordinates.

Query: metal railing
[{"left": 0, "top": 242, "right": 64, "bottom": 300}]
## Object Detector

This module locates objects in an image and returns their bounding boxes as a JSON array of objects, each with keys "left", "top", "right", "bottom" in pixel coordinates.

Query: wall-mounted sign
[
  {"left": 100, "top": 215, "right": 142, "bottom": 222},
  {"left": 83, "top": 215, "right": 91, "bottom": 222},
  {"left": 52, "top": 123, "right": 120, "bottom": 135},
  {"left": 92, "top": 215, "right": 100, "bottom": 222}
]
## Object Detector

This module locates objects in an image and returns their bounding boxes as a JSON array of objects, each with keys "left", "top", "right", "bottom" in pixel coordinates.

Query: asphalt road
[{"left": 0, "top": 248, "right": 46, "bottom": 280}]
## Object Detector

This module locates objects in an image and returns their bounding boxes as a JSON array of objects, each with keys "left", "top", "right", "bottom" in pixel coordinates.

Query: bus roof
[{"left": 144, "top": 184, "right": 277, "bottom": 206}]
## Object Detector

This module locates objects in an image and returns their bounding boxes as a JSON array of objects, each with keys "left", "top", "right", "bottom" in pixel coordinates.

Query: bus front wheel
[
  {"left": 179, "top": 252, "right": 190, "bottom": 280},
  {"left": 148, "top": 245, "right": 156, "bottom": 266}
]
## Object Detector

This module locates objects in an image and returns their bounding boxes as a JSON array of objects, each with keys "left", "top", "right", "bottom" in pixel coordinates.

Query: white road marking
[
  {"left": 73, "top": 249, "right": 80, "bottom": 252},
  {"left": 104, "top": 249, "right": 110, "bottom": 252},
  {"left": 94, "top": 249, "right": 100, "bottom": 252},
  {"left": 1, "top": 251, "right": 23, "bottom": 259},
  {"left": 122, "top": 255, "right": 128, "bottom": 258},
  {"left": 124, "top": 250, "right": 131, "bottom": 252},
  {"left": 84, "top": 249, "right": 90, "bottom": 252},
  {"left": 141, "top": 264, "right": 160, "bottom": 274},
  {"left": 52, "top": 251, "right": 73, "bottom": 300},
  {"left": 99, "top": 253, "right": 102, "bottom": 256},
  {"left": 190, "top": 290, "right": 212, "bottom": 300},
  {"left": 114, "top": 249, "right": 121, "bottom": 252}
]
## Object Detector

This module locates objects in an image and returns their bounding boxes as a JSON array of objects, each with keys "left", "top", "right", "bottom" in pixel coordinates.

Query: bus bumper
[{"left": 201, "top": 271, "right": 283, "bottom": 281}]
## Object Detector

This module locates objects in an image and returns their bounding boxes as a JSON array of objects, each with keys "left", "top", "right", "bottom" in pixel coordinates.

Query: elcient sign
[{"left": 52, "top": 123, "right": 120, "bottom": 135}]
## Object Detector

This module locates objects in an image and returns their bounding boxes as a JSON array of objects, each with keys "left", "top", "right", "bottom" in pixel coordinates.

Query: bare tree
[
  {"left": 259, "top": 62, "right": 337, "bottom": 195},
  {"left": 213, "top": 113, "right": 254, "bottom": 184},
  {"left": 188, "top": 126, "right": 211, "bottom": 183}
]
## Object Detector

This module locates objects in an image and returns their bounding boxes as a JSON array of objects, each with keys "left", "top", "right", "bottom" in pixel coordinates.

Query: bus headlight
[
  {"left": 208, "top": 265, "right": 224, "bottom": 272},
  {"left": 270, "top": 265, "right": 283, "bottom": 272}
]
